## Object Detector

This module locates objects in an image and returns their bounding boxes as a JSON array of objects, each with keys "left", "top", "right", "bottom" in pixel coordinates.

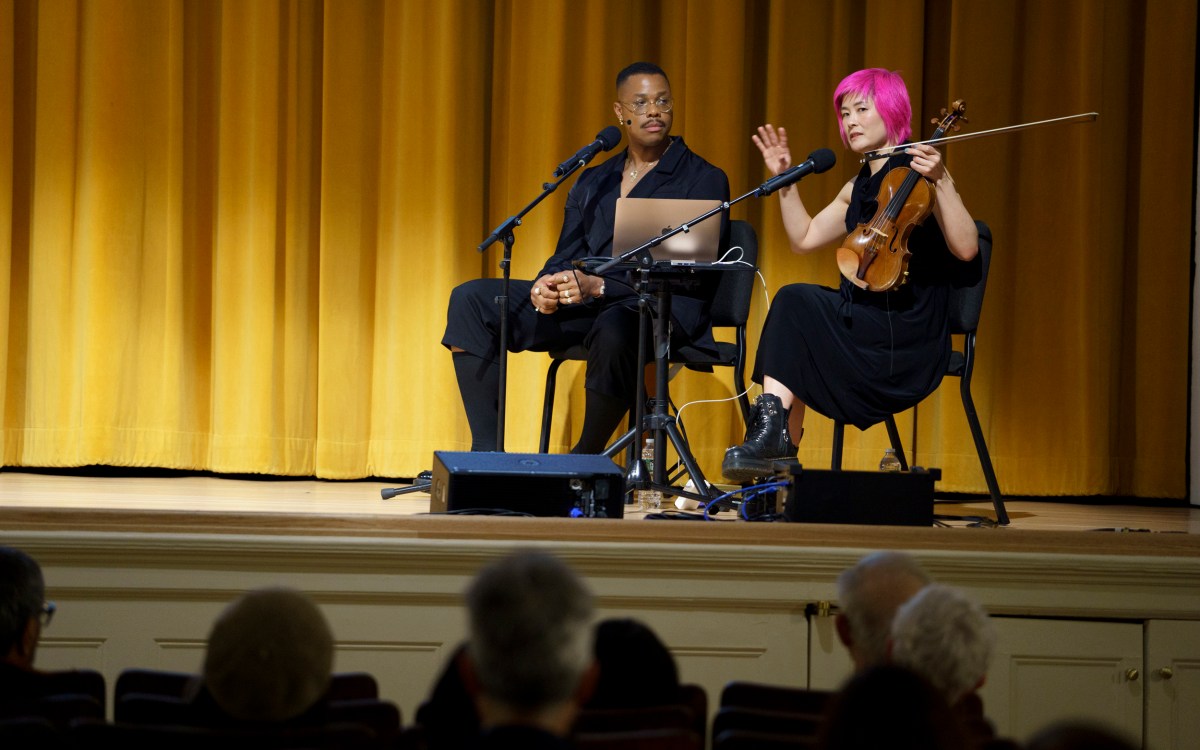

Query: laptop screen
[{"left": 612, "top": 198, "right": 723, "bottom": 264}]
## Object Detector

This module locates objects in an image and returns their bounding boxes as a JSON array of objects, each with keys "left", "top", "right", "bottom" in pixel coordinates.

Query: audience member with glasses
[
  {"left": 1, "top": 546, "right": 51, "bottom": 678},
  {"left": 443, "top": 61, "right": 729, "bottom": 453},
  {"left": 0, "top": 546, "right": 68, "bottom": 708}
]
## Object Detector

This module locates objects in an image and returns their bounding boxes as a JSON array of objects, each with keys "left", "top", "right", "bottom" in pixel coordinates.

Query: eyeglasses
[
  {"left": 39, "top": 601, "right": 56, "bottom": 627},
  {"left": 621, "top": 97, "right": 674, "bottom": 115}
]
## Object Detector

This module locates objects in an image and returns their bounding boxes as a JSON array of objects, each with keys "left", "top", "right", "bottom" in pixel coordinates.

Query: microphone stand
[
  {"left": 588, "top": 181, "right": 772, "bottom": 504},
  {"left": 380, "top": 160, "right": 589, "bottom": 500},
  {"left": 586, "top": 180, "right": 782, "bottom": 506},
  {"left": 478, "top": 165, "right": 587, "bottom": 452}
]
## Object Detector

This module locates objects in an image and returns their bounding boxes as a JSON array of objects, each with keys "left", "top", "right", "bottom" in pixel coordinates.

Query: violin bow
[{"left": 861, "top": 111, "right": 1099, "bottom": 163}]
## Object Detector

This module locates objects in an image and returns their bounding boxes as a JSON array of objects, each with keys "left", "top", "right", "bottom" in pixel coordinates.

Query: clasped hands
[{"left": 531, "top": 271, "right": 603, "bottom": 314}]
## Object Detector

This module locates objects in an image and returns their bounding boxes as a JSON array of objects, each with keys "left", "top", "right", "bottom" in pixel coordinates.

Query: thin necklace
[{"left": 628, "top": 139, "right": 671, "bottom": 181}]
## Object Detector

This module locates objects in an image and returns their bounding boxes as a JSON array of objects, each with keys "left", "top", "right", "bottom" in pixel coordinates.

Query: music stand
[
  {"left": 586, "top": 189, "right": 763, "bottom": 505},
  {"left": 585, "top": 159, "right": 825, "bottom": 506}
]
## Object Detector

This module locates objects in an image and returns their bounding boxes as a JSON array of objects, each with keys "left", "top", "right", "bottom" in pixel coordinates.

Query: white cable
[{"left": 672, "top": 262, "right": 773, "bottom": 434}]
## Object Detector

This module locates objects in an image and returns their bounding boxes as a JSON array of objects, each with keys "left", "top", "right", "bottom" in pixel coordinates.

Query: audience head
[
  {"left": 586, "top": 617, "right": 679, "bottom": 709},
  {"left": 835, "top": 550, "right": 931, "bottom": 670},
  {"left": 819, "top": 664, "right": 971, "bottom": 750},
  {"left": 1025, "top": 720, "right": 1138, "bottom": 750},
  {"left": 890, "top": 583, "right": 995, "bottom": 704},
  {"left": 0, "top": 546, "right": 48, "bottom": 669},
  {"left": 202, "top": 586, "right": 334, "bottom": 722},
  {"left": 464, "top": 550, "right": 596, "bottom": 731}
]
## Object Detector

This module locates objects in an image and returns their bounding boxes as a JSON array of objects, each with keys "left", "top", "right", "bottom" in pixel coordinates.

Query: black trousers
[
  {"left": 443, "top": 277, "right": 693, "bottom": 449},
  {"left": 447, "top": 277, "right": 671, "bottom": 398}
]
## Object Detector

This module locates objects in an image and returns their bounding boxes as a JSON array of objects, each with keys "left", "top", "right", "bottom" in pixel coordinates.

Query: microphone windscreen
[
  {"left": 808, "top": 148, "right": 837, "bottom": 173},
  {"left": 597, "top": 125, "right": 623, "bottom": 151}
]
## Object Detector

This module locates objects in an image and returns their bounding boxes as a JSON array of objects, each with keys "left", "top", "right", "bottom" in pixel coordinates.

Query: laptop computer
[{"left": 612, "top": 197, "right": 723, "bottom": 264}]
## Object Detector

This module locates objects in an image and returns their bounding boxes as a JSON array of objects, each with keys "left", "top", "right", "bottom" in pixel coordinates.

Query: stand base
[{"left": 381, "top": 470, "right": 432, "bottom": 499}]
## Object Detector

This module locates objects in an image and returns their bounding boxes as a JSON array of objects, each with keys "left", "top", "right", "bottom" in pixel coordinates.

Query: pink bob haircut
[{"left": 833, "top": 68, "right": 912, "bottom": 148}]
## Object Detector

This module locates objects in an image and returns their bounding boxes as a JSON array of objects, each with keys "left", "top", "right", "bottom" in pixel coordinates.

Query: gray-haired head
[
  {"left": 890, "top": 583, "right": 996, "bottom": 703},
  {"left": 466, "top": 550, "right": 595, "bottom": 712},
  {"left": 0, "top": 546, "right": 46, "bottom": 663},
  {"left": 835, "top": 551, "right": 931, "bottom": 669}
]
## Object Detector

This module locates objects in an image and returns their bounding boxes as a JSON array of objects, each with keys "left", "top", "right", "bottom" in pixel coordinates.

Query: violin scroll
[{"left": 931, "top": 100, "right": 968, "bottom": 136}]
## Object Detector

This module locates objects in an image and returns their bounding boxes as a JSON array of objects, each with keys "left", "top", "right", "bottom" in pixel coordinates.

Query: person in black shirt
[{"left": 444, "top": 62, "right": 729, "bottom": 453}]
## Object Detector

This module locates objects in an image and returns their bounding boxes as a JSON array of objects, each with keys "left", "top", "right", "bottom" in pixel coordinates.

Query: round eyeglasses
[
  {"left": 621, "top": 97, "right": 673, "bottom": 115},
  {"left": 40, "top": 601, "right": 56, "bottom": 627}
]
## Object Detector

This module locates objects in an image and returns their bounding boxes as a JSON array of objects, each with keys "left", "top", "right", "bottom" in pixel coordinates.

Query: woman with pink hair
[{"left": 723, "top": 69, "right": 979, "bottom": 480}]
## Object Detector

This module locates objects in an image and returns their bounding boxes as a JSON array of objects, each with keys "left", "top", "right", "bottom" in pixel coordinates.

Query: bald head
[{"left": 835, "top": 551, "right": 931, "bottom": 670}]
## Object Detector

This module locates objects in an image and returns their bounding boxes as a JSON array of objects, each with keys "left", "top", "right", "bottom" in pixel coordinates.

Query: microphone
[
  {"left": 553, "top": 126, "right": 623, "bottom": 177},
  {"left": 756, "top": 148, "right": 837, "bottom": 196}
]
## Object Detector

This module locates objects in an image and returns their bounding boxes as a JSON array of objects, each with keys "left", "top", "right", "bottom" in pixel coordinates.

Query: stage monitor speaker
[
  {"left": 779, "top": 462, "right": 935, "bottom": 526},
  {"left": 429, "top": 451, "right": 625, "bottom": 518}
]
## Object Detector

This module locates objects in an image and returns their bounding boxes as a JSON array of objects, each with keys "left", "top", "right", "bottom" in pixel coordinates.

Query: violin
[{"left": 836, "top": 100, "right": 968, "bottom": 292}]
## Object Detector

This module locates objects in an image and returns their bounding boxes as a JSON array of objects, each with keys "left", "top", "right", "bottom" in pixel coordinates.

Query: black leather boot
[{"left": 722, "top": 394, "right": 797, "bottom": 481}]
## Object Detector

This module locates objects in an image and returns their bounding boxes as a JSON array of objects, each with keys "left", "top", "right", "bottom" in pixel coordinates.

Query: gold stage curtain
[{"left": 0, "top": 0, "right": 1193, "bottom": 497}]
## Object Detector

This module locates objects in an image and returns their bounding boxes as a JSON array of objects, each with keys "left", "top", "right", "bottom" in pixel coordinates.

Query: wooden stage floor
[{"left": 1, "top": 470, "right": 1197, "bottom": 558}]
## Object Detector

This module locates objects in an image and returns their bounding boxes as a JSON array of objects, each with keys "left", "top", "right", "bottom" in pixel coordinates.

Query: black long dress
[{"left": 751, "top": 153, "right": 965, "bottom": 429}]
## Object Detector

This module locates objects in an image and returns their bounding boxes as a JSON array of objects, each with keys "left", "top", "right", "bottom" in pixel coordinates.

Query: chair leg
[
  {"left": 733, "top": 326, "right": 751, "bottom": 427},
  {"left": 831, "top": 421, "right": 845, "bottom": 470},
  {"left": 884, "top": 416, "right": 909, "bottom": 470},
  {"left": 540, "top": 359, "right": 566, "bottom": 453},
  {"left": 960, "top": 334, "right": 1009, "bottom": 525}
]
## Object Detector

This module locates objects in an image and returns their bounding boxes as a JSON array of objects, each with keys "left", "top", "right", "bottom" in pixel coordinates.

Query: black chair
[
  {"left": 711, "top": 706, "right": 824, "bottom": 741},
  {"left": 830, "top": 220, "right": 1008, "bottom": 525},
  {"left": 115, "top": 667, "right": 378, "bottom": 703},
  {"left": 71, "top": 720, "right": 379, "bottom": 749},
  {"left": 719, "top": 681, "right": 831, "bottom": 715},
  {"left": 574, "top": 727, "right": 703, "bottom": 750},
  {"left": 116, "top": 692, "right": 399, "bottom": 735},
  {"left": 538, "top": 219, "right": 759, "bottom": 452},
  {"left": 0, "top": 717, "right": 71, "bottom": 750},
  {"left": 713, "top": 728, "right": 819, "bottom": 749}
]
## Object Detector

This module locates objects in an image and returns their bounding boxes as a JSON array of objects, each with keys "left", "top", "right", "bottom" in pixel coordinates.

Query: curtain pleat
[{"left": 0, "top": 0, "right": 1193, "bottom": 497}]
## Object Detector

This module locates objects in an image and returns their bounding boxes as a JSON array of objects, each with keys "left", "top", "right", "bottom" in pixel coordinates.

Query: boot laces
[{"left": 746, "top": 397, "right": 778, "bottom": 443}]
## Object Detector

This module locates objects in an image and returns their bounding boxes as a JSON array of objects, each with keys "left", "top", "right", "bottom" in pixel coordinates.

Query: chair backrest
[
  {"left": 115, "top": 668, "right": 193, "bottom": 701},
  {"left": 574, "top": 683, "right": 708, "bottom": 744},
  {"left": 116, "top": 668, "right": 377, "bottom": 703},
  {"left": 947, "top": 220, "right": 992, "bottom": 335},
  {"left": 710, "top": 219, "right": 758, "bottom": 328},
  {"left": 719, "top": 681, "right": 831, "bottom": 715},
  {"left": 327, "top": 672, "right": 379, "bottom": 701},
  {"left": 573, "top": 704, "right": 695, "bottom": 735},
  {"left": 574, "top": 727, "right": 703, "bottom": 750},
  {"left": 0, "top": 716, "right": 68, "bottom": 749},
  {"left": 71, "top": 720, "right": 378, "bottom": 750},
  {"left": 117, "top": 691, "right": 400, "bottom": 737},
  {"left": 713, "top": 728, "right": 819, "bottom": 749},
  {"left": 711, "top": 706, "right": 824, "bottom": 739}
]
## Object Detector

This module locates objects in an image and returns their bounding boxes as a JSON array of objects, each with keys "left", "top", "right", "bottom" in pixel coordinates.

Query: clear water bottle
[
  {"left": 879, "top": 448, "right": 902, "bottom": 472},
  {"left": 638, "top": 438, "right": 663, "bottom": 510}
]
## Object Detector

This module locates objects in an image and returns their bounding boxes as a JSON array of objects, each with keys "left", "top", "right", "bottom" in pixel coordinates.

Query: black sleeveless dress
[{"left": 751, "top": 153, "right": 962, "bottom": 429}]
